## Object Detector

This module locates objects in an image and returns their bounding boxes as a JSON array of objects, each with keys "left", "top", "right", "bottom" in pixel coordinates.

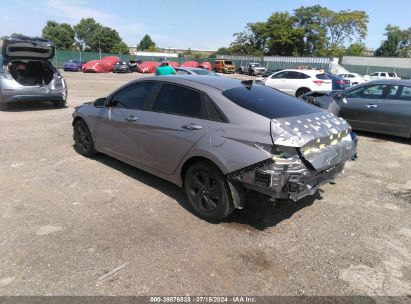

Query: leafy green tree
[
  {"left": 73, "top": 18, "right": 101, "bottom": 49},
  {"left": 88, "top": 26, "right": 123, "bottom": 53},
  {"left": 346, "top": 43, "right": 366, "bottom": 56},
  {"left": 215, "top": 5, "right": 368, "bottom": 57},
  {"left": 322, "top": 9, "right": 368, "bottom": 56},
  {"left": 137, "top": 34, "right": 156, "bottom": 51},
  {"left": 264, "top": 12, "right": 304, "bottom": 56},
  {"left": 41, "top": 21, "right": 75, "bottom": 49},
  {"left": 111, "top": 41, "right": 129, "bottom": 54},
  {"left": 293, "top": 5, "right": 328, "bottom": 56},
  {"left": 1, "top": 33, "right": 25, "bottom": 39},
  {"left": 375, "top": 25, "right": 411, "bottom": 57}
]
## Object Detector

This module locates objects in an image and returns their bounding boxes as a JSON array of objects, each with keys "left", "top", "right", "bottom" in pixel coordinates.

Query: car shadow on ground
[
  {"left": 91, "top": 153, "right": 322, "bottom": 231},
  {"left": 223, "top": 191, "right": 321, "bottom": 231},
  {"left": 0, "top": 101, "right": 63, "bottom": 112},
  {"left": 355, "top": 130, "right": 410, "bottom": 145}
]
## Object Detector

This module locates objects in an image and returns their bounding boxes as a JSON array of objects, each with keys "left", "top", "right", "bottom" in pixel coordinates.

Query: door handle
[
  {"left": 182, "top": 123, "right": 203, "bottom": 130},
  {"left": 365, "top": 104, "right": 378, "bottom": 108},
  {"left": 125, "top": 115, "right": 139, "bottom": 122}
]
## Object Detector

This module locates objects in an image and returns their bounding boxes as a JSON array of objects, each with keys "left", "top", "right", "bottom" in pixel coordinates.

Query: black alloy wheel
[
  {"left": 184, "top": 162, "right": 233, "bottom": 221},
  {"left": 73, "top": 120, "right": 96, "bottom": 157}
]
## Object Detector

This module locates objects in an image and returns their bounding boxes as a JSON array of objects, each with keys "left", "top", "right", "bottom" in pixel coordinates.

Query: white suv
[
  {"left": 264, "top": 69, "right": 332, "bottom": 97},
  {"left": 368, "top": 72, "right": 401, "bottom": 80},
  {"left": 338, "top": 73, "right": 367, "bottom": 86}
]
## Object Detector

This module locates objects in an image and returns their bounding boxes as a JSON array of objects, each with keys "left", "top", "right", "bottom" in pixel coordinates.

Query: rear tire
[
  {"left": 184, "top": 161, "right": 234, "bottom": 222},
  {"left": 73, "top": 119, "right": 96, "bottom": 157},
  {"left": 296, "top": 88, "right": 310, "bottom": 98}
]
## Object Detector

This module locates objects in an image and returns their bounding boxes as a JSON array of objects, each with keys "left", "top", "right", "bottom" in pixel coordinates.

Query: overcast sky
[{"left": 1, "top": 0, "right": 409, "bottom": 50}]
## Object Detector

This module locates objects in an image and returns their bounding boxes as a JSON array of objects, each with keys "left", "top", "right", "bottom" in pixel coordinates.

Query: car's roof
[
  {"left": 142, "top": 75, "right": 246, "bottom": 91},
  {"left": 175, "top": 67, "right": 203, "bottom": 71},
  {"left": 277, "top": 69, "right": 324, "bottom": 75},
  {"left": 362, "top": 79, "right": 411, "bottom": 85}
]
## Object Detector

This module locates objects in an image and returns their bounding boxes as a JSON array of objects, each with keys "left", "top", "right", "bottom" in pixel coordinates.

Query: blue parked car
[
  {"left": 63, "top": 59, "right": 86, "bottom": 72},
  {"left": 326, "top": 73, "right": 351, "bottom": 90}
]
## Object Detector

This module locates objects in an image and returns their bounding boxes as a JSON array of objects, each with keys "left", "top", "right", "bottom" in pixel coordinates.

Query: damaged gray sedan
[{"left": 72, "top": 76, "right": 356, "bottom": 221}]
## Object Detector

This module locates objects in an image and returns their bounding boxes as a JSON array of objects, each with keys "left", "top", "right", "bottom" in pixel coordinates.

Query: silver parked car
[
  {"left": 72, "top": 76, "right": 356, "bottom": 221},
  {"left": 0, "top": 36, "right": 67, "bottom": 108}
]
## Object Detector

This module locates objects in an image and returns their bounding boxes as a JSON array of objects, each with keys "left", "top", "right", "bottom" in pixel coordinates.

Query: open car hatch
[{"left": 1, "top": 37, "right": 55, "bottom": 60}]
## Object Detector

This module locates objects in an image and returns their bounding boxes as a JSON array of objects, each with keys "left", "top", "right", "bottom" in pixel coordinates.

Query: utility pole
[{"left": 98, "top": 34, "right": 102, "bottom": 59}]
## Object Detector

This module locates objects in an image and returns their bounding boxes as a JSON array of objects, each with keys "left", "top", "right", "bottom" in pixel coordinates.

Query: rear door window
[
  {"left": 222, "top": 84, "right": 321, "bottom": 119},
  {"left": 153, "top": 84, "right": 207, "bottom": 119},
  {"left": 271, "top": 71, "right": 289, "bottom": 79},
  {"left": 287, "top": 72, "right": 310, "bottom": 79}
]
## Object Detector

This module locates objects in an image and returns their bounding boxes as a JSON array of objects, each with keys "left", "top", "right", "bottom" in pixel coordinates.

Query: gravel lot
[{"left": 0, "top": 71, "right": 410, "bottom": 296}]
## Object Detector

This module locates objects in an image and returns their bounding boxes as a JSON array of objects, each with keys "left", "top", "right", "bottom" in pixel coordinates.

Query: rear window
[
  {"left": 222, "top": 84, "right": 322, "bottom": 119},
  {"left": 193, "top": 69, "right": 216, "bottom": 76},
  {"left": 316, "top": 73, "right": 330, "bottom": 80},
  {"left": 388, "top": 73, "right": 396, "bottom": 77}
]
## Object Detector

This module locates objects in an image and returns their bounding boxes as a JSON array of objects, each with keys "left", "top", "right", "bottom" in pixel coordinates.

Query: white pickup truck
[
  {"left": 238, "top": 62, "right": 266, "bottom": 76},
  {"left": 366, "top": 72, "right": 401, "bottom": 80}
]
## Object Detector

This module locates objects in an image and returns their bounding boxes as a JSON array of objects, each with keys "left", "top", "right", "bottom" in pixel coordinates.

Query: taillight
[
  {"left": 336, "top": 80, "right": 349, "bottom": 84},
  {"left": 313, "top": 80, "right": 324, "bottom": 86}
]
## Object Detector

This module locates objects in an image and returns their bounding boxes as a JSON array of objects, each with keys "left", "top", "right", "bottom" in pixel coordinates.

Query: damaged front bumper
[{"left": 228, "top": 139, "right": 355, "bottom": 202}]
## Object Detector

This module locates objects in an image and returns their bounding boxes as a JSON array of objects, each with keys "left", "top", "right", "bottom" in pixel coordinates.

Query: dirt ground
[{"left": 0, "top": 71, "right": 410, "bottom": 296}]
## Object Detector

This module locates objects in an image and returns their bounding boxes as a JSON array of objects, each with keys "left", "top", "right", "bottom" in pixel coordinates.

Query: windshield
[
  {"left": 69, "top": 59, "right": 80, "bottom": 63},
  {"left": 222, "top": 84, "right": 322, "bottom": 119},
  {"left": 252, "top": 63, "right": 262, "bottom": 67},
  {"left": 224, "top": 61, "right": 233, "bottom": 65}
]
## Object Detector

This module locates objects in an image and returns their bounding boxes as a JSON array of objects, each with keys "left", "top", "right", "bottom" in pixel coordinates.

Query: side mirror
[
  {"left": 93, "top": 97, "right": 106, "bottom": 107},
  {"left": 335, "top": 93, "right": 347, "bottom": 104},
  {"left": 106, "top": 100, "right": 118, "bottom": 107}
]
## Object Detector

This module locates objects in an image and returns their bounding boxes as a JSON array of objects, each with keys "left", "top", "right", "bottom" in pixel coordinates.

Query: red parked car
[
  {"left": 197, "top": 61, "right": 212, "bottom": 70},
  {"left": 181, "top": 61, "right": 198, "bottom": 68},
  {"left": 82, "top": 56, "right": 120, "bottom": 73},
  {"left": 136, "top": 61, "right": 160, "bottom": 73}
]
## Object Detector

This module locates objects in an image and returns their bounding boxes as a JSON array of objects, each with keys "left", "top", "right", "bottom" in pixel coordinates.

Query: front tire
[
  {"left": 73, "top": 119, "right": 96, "bottom": 157},
  {"left": 53, "top": 100, "right": 66, "bottom": 108},
  {"left": 184, "top": 161, "right": 234, "bottom": 222}
]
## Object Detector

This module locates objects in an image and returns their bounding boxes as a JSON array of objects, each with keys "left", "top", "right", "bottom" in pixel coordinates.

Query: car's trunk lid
[
  {"left": 1, "top": 37, "right": 55, "bottom": 60},
  {"left": 270, "top": 112, "right": 355, "bottom": 171}
]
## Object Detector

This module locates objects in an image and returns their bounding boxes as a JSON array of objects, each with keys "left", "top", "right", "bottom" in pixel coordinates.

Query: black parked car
[
  {"left": 302, "top": 80, "right": 411, "bottom": 138},
  {"left": 112, "top": 61, "right": 132, "bottom": 73}
]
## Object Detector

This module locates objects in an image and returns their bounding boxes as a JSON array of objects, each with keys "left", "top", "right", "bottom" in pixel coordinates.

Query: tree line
[
  {"left": 39, "top": 18, "right": 157, "bottom": 54},
  {"left": 216, "top": 5, "right": 411, "bottom": 58}
]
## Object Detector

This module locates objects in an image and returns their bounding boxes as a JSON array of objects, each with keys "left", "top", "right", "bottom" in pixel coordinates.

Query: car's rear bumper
[
  {"left": 0, "top": 85, "right": 66, "bottom": 104},
  {"left": 1, "top": 94, "right": 65, "bottom": 104},
  {"left": 230, "top": 158, "right": 346, "bottom": 201},
  {"left": 63, "top": 67, "right": 81, "bottom": 71}
]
